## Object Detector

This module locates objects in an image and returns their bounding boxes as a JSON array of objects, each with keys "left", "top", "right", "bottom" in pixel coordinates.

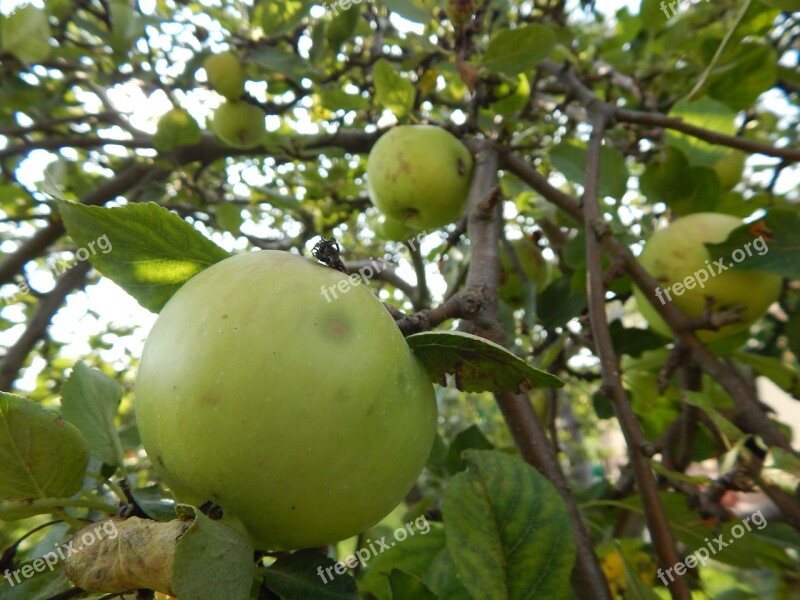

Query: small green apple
[
  {"left": 153, "top": 108, "right": 201, "bottom": 152},
  {"left": 489, "top": 74, "right": 530, "bottom": 117},
  {"left": 499, "top": 238, "right": 551, "bottom": 307},
  {"left": 367, "top": 125, "right": 474, "bottom": 230},
  {"left": 203, "top": 51, "right": 245, "bottom": 100},
  {"left": 633, "top": 212, "right": 782, "bottom": 341},
  {"left": 135, "top": 251, "right": 437, "bottom": 550},
  {"left": 375, "top": 216, "right": 420, "bottom": 242},
  {"left": 211, "top": 101, "right": 265, "bottom": 149},
  {"left": 711, "top": 151, "right": 745, "bottom": 191}
]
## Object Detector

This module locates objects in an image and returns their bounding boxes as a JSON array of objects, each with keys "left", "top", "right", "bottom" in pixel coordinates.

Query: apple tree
[{"left": 1, "top": 0, "right": 799, "bottom": 599}]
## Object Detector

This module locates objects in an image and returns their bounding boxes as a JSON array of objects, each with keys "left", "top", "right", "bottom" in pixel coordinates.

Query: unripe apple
[
  {"left": 210, "top": 101, "right": 265, "bottom": 149},
  {"left": 135, "top": 251, "right": 437, "bottom": 550},
  {"left": 203, "top": 51, "right": 245, "bottom": 100},
  {"left": 499, "top": 238, "right": 550, "bottom": 307},
  {"left": 489, "top": 74, "right": 530, "bottom": 117},
  {"left": 711, "top": 150, "right": 746, "bottom": 191},
  {"left": 367, "top": 125, "right": 474, "bottom": 230},
  {"left": 633, "top": 212, "right": 782, "bottom": 341},
  {"left": 375, "top": 216, "right": 420, "bottom": 242},
  {"left": 153, "top": 108, "right": 201, "bottom": 152}
]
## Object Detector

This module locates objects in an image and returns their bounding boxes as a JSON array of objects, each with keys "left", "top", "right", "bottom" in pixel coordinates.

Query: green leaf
[
  {"left": 786, "top": 311, "right": 800, "bottom": 359},
  {"left": 359, "top": 524, "right": 468, "bottom": 600},
  {"left": 0, "top": 392, "right": 89, "bottom": 501},
  {"left": 327, "top": 4, "right": 360, "bottom": 48},
  {"left": 388, "top": 570, "right": 438, "bottom": 600},
  {"left": 0, "top": 567, "right": 72, "bottom": 600},
  {"left": 685, "top": 391, "right": 744, "bottom": 446},
  {"left": 640, "top": 148, "right": 722, "bottom": 216},
  {"left": 549, "top": 140, "right": 628, "bottom": 199},
  {"left": 172, "top": 505, "right": 255, "bottom": 600},
  {"left": 259, "top": 0, "right": 311, "bottom": 35},
  {"left": 537, "top": 276, "right": 586, "bottom": 329},
  {"left": 0, "top": 5, "right": 50, "bottom": 63},
  {"left": 373, "top": 59, "right": 415, "bottom": 118},
  {"left": 406, "top": 331, "right": 564, "bottom": 392},
  {"left": 665, "top": 97, "right": 736, "bottom": 166},
  {"left": 382, "top": 0, "right": 438, "bottom": 23},
  {"left": 734, "top": 352, "right": 800, "bottom": 398},
  {"left": 263, "top": 550, "right": 358, "bottom": 599},
  {"left": 706, "top": 207, "right": 800, "bottom": 279},
  {"left": 481, "top": 25, "right": 556, "bottom": 76},
  {"left": 214, "top": 202, "right": 244, "bottom": 234},
  {"left": 445, "top": 425, "right": 494, "bottom": 475},
  {"left": 130, "top": 485, "right": 179, "bottom": 521},
  {"left": 443, "top": 450, "right": 575, "bottom": 600},
  {"left": 757, "top": 0, "right": 800, "bottom": 9},
  {"left": 56, "top": 201, "right": 230, "bottom": 313},
  {"left": 248, "top": 45, "right": 320, "bottom": 83},
  {"left": 60, "top": 362, "right": 125, "bottom": 468},
  {"left": 709, "top": 44, "right": 777, "bottom": 111},
  {"left": 108, "top": 0, "right": 142, "bottom": 55}
]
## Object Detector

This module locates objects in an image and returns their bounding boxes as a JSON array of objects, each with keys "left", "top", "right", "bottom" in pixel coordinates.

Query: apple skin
[
  {"left": 135, "top": 251, "right": 437, "bottom": 550},
  {"left": 489, "top": 74, "right": 530, "bottom": 117},
  {"left": 375, "top": 216, "right": 420, "bottom": 242},
  {"left": 203, "top": 51, "right": 245, "bottom": 100},
  {"left": 711, "top": 151, "right": 745, "bottom": 191},
  {"left": 211, "top": 101, "right": 265, "bottom": 149},
  {"left": 499, "top": 238, "right": 550, "bottom": 306},
  {"left": 153, "top": 108, "right": 201, "bottom": 152},
  {"left": 367, "top": 125, "right": 474, "bottom": 230},
  {"left": 633, "top": 212, "right": 782, "bottom": 341}
]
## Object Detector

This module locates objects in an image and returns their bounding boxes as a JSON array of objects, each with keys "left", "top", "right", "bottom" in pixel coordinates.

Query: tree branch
[
  {"left": 538, "top": 60, "right": 800, "bottom": 162},
  {"left": 0, "top": 261, "right": 91, "bottom": 391},
  {"left": 582, "top": 110, "right": 690, "bottom": 600},
  {"left": 461, "top": 140, "right": 613, "bottom": 599}
]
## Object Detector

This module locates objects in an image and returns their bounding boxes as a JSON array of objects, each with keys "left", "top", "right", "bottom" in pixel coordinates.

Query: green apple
[
  {"left": 153, "top": 108, "right": 201, "bottom": 152},
  {"left": 211, "top": 101, "right": 265, "bottom": 149},
  {"left": 489, "top": 74, "right": 530, "bottom": 117},
  {"left": 367, "top": 125, "right": 474, "bottom": 230},
  {"left": 711, "top": 150, "right": 745, "bottom": 191},
  {"left": 633, "top": 212, "right": 782, "bottom": 341},
  {"left": 499, "top": 238, "right": 550, "bottom": 306},
  {"left": 135, "top": 251, "right": 437, "bottom": 550},
  {"left": 375, "top": 216, "right": 420, "bottom": 242},
  {"left": 203, "top": 51, "right": 245, "bottom": 100}
]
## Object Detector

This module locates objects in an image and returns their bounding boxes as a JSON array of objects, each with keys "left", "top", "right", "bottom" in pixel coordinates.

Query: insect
[{"left": 312, "top": 237, "right": 349, "bottom": 274}]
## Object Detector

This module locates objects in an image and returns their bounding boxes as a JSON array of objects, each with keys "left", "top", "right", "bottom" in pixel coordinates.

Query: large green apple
[
  {"left": 211, "top": 100, "right": 265, "bottom": 149},
  {"left": 367, "top": 125, "right": 474, "bottom": 230},
  {"left": 203, "top": 51, "right": 245, "bottom": 100},
  {"left": 499, "top": 238, "right": 551, "bottom": 306},
  {"left": 135, "top": 251, "right": 437, "bottom": 550},
  {"left": 633, "top": 212, "right": 782, "bottom": 341}
]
